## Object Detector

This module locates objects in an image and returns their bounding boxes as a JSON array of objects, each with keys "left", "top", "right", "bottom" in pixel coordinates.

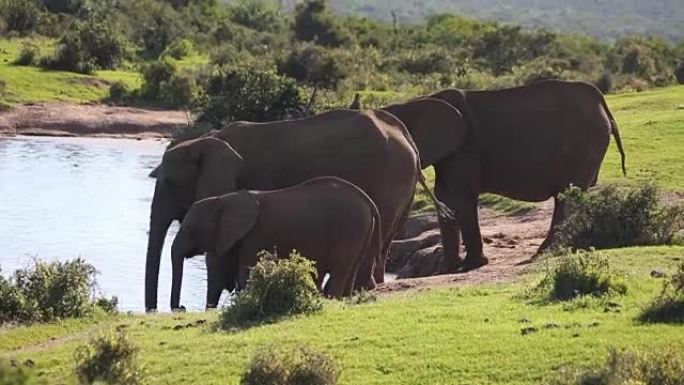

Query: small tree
[
  {"left": 293, "top": 0, "right": 352, "bottom": 48},
  {"left": 0, "top": 0, "right": 41, "bottom": 35},
  {"left": 278, "top": 44, "right": 348, "bottom": 89},
  {"left": 74, "top": 332, "right": 142, "bottom": 385}
]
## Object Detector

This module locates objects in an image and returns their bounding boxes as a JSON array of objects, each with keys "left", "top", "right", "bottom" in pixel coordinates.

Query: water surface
[{"left": 0, "top": 136, "right": 213, "bottom": 311}]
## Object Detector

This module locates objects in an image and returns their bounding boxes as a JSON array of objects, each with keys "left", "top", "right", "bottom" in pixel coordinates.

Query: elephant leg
[
  {"left": 537, "top": 196, "right": 565, "bottom": 254},
  {"left": 453, "top": 191, "right": 487, "bottom": 271},
  {"left": 205, "top": 253, "right": 224, "bottom": 309},
  {"left": 435, "top": 186, "right": 462, "bottom": 273},
  {"left": 374, "top": 203, "right": 411, "bottom": 283}
]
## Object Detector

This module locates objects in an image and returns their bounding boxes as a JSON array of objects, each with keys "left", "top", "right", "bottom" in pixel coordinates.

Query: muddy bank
[
  {"left": 0, "top": 103, "right": 188, "bottom": 138},
  {"left": 381, "top": 199, "right": 553, "bottom": 294}
]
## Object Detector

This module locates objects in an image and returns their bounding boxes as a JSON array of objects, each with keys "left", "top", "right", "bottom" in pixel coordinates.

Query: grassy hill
[{"left": 309, "top": 0, "right": 684, "bottom": 42}]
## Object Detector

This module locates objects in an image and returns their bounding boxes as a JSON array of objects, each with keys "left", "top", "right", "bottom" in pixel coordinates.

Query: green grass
[{"left": 1, "top": 247, "right": 683, "bottom": 384}]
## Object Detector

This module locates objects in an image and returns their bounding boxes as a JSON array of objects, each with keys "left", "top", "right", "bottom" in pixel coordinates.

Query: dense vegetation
[
  {"left": 304, "top": 0, "right": 684, "bottom": 43},
  {"left": 1, "top": 0, "right": 683, "bottom": 121}
]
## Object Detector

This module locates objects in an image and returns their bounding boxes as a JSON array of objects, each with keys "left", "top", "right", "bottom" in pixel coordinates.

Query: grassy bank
[{"left": 1, "top": 247, "right": 683, "bottom": 384}]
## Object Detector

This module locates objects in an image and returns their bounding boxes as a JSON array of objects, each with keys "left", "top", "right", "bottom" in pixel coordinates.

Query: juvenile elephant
[
  {"left": 169, "top": 177, "right": 381, "bottom": 309},
  {"left": 383, "top": 80, "right": 626, "bottom": 271},
  {"left": 145, "top": 109, "right": 446, "bottom": 311}
]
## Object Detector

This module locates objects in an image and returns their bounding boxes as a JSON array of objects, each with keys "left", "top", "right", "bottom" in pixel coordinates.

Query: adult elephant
[
  {"left": 144, "top": 109, "right": 445, "bottom": 311},
  {"left": 383, "top": 80, "right": 626, "bottom": 271}
]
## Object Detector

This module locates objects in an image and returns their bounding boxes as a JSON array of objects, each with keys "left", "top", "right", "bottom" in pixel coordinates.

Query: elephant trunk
[{"left": 144, "top": 182, "right": 177, "bottom": 312}]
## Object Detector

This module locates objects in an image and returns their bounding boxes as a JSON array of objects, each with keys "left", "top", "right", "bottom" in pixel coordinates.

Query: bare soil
[
  {"left": 0, "top": 103, "right": 188, "bottom": 139},
  {"left": 378, "top": 199, "right": 554, "bottom": 294}
]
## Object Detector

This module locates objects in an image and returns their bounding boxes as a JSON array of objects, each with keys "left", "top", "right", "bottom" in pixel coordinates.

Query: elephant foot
[
  {"left": 145, "top": 308, "right": 158, "bottom": 314},
  {"left": 460, "top": 255, "right": 489, "bottom": 272},
  {"left": 172, "top": 305, "right": 187, "bottom": 313}
]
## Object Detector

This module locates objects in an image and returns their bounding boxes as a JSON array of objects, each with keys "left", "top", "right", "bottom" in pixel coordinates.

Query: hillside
[{"left": 308, "top": 0, "right": 684, "bottom": 42}]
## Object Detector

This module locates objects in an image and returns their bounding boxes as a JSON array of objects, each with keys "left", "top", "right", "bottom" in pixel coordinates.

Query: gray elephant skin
[
  {"left": 145, "top": 109, "right": 436, "bottom": 311},
  {"left": 169, "top": 176, "right": 381, "bottom": 309},
  {"left": 382, "top": 80, "right": 627, "bottom": 271}
]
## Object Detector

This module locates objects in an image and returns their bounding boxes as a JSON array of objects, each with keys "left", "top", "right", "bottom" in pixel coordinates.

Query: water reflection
[{"left": 0, "top": 136, "right": 213, "bottom": 311}]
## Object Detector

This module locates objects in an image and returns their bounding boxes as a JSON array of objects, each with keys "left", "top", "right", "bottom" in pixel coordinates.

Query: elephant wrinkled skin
[
  {"left": 145, "top": 109, "right": 425, "bottom": 311},
  {"left": 384, "top": 80, "right": 626, "bottom": 271},
  {"left": 170, "top": 177, "right": 381, "bottom": 309}
]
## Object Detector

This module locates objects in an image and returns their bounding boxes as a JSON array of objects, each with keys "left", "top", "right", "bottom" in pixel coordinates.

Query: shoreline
[{"left": 0, "top": 102, "right": 188, "bottom": 139}]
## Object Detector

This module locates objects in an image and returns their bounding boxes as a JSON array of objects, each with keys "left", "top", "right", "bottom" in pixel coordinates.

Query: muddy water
[{"left": 0, "top": 136, "right": 214, "bottom": 311}]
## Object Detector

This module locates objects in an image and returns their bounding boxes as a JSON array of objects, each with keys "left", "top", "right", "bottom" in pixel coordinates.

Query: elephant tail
[{"left": 600, "top": 96, "right": 627, "bottom": 176}]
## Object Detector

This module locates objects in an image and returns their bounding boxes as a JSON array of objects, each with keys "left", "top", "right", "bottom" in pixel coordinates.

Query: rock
[
  {"left": 396, "top": 246, "right": 443, "bottom": 279},
  {"left": 388, "top": 231, "right": 441, "bottom": 272},
  {"left": 398, "top": 213, "right": 440, "bottom": 240}
]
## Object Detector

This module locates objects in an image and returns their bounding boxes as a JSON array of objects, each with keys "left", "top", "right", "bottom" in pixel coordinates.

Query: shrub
[
  {"left": 554, "top": 185, "right": 684, "bottom": 250},
  {"left": 74, "top": 331, "right": 143, "bottom": 385},
  {"left": 0, "top": 358, "right": 35, "bottom": 385},
  {"left": 595, "top": 72, "right": 614, "bottom": 94},
  {"left": 547, "top": 346, "right": 684, "bottom": 385},
  {"left": 293, "top": 0, "right": 353, "bottom": 48},
  {"left": 139, "top": 59, "right": 198, "bottom": 108},
  {"left": 95, "top": 295, "right": 119, "bottom": 314},
  {"left": 536, "top": 249, "right": 627, "bottom": 301},
  {"left": 240, "top": 345, "right": 340, "bottom": 385},
  {"left": 219, "top": 251, "right": 323, "bottom": 329},
  {"left": 0, "top": 259, "right": 101, "bottom": 324},
  {"left": 640, "top": 261, "right": 684, "bottom": 323},
  {"left": 676, "top": 62, "right": 684, "bottom": 85},
  {"left": 196, "top": 66, "right": 307, "bottom": 127},
  {"left": 14, "top": 42, "right": 39, "bottom": 66},
  {"left": 108, "top": 81, "right": 129, "bottom": 104},
  {"left": 0, "top": 0, "right": 40, "bottom": 35},
  {"left": 140, "top": 58, "right": 176, "bottom": 100},
  {"left": 278, "top": 44, "right": 349, "bottom": 89},
  {"left": 163, "top": 38, "right": 193, "bottom": 60}
]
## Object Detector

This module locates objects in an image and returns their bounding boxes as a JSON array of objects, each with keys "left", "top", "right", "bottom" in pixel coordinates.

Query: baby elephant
[{"left": 170, "top": 176, "right": 381, "bottom": 310}]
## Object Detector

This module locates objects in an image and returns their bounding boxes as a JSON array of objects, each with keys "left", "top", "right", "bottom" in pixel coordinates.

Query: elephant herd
[{"left": 143, "top": 80, "right": 626, "bottom": 312}]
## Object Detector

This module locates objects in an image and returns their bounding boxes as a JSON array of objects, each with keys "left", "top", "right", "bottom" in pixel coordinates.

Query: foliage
[
  {"left": 219, "top": 251, "right": 323, "bottom": 329},
  {"left": 640, "top": 261, "right": 684, "bottom": 323},
  {"left": 139, "top": 58, "right": 197, "bottom": 107},
  {"left": 0, "top": 259, "right": 100, "bottom": 324},
  {"left": 278, "top": 44, "right": 348, "bottom": 89},
  {"left": 294, "top": 0, "right": 352, "bottom": 48},
  {"left": 0, "top": 358, "right": 35, "bottom": 385},
  {"left": 13, "top": 42, "right": 39, "bottom": 66},
  {"left": 124, "top": 0, "right": 185, "bottom": 59},
  {"left": 0, "top": 0, "right": 41, "bottom": 35},
  {"left": 170, "top": 121, "right": 213, "bottom": 143},
  {"left": 196, "top": 65, "right": 307, "bottom": 127},
  {"left": 240, "top": 345, "right": 341, "bottom": 385},
  {"left": 74, "top": 331, "right": 143, "bottom": 385},
  {"left": 554, "top": 185, "right": 684, "bottom": 250},
  {"left": 535, "top": 249, "right": 627, "bottom": 301},
  {"left": 42, "top": 6, "right": 129, "bottom": 74},
  {"left": 548, "top": 346, "right": 684, "bottom": 385},
  {"left": 0, "top": 78, "right": 6, "bottom": 98},
  {"left": 163, "top": 38, "right": 193, "bottom": 60},
  {"left": 108, "top": 81, "right": 128, "bottom": 104},
  {"left": 595, "top": 72, "right": 614, "bottom": 94},
  {"left": 229, "top": 0, "right": 285, "bottom": 33}
]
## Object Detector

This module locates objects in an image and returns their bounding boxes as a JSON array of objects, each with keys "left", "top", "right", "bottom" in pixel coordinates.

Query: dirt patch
[
  {"left": 0, "top": 103, "right": 188, "bottom": 138},
  {"left": 378, "top": 199, "right": 554, "bottom": 294}
]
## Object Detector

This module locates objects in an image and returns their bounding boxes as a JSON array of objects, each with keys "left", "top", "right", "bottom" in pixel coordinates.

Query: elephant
[
  {"left": 382, "top": 80, "right": 626, "bottom": 271},
  {"left": 169, "top": 176, "right": 381, "bottom": 309},
  {"left": 145, "top": 108, "right": 448, "bottom": 311}
]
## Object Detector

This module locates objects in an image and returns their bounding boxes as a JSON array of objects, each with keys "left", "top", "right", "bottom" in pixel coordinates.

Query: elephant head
[
  {"left": 170, "top": 191, "right": 259, "bottom": 310},
  {"left": 382, "top": 98, "right": 468, "bottom": 167},
  {"left": 145, "top": 137, "right": 244, "bottom": 311}
]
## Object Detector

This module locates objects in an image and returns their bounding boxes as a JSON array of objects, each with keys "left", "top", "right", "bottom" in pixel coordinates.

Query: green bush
[
  {"left": 14, "top": 42, "right": 39, "bottom": 66},
  {"left": 554, "top": 185, "right": 684, "bottom": 250},
  {"left": 163, "top": 38, "right": 193, "bottom": 60},
  {"left": 0, "top": 259, "right": 102, "bottom": 324},
  {"left": 0, "top": 358, "right": 35, "bottom": 385},
  {"left": 547, "top": 346, "right": 684, "bottom": 385},
  {"left": 676, "top": 62, "right": 684, "bottom": 85},
  {"left": 240, "top": 345, "right": 340, "bottom": 385},
  {"left": 640, "top": 261, "right": 684, "bottom": 323},
  {"left": 43, "top": 12, "right": 128, "bottom": 74},
  {"left": 108, "top": 81, "right": 129, "bottom": 104},
  {"left": 74, "top": 331, "right": 143, "bottom": 385},
  {"left": 278, "top": 44, "right": 349, "bottom": 89},
  {"left": 219, "top": 251, "right": 323, "bottom": 329},
  {"left": 0, "top": 0, "right": 41, "bottom": 35},
  {"left": 595, "top": 72, "right": 614, "bottom": 94},
  {"left": 196, "top": 66, "right": 307, "bottom": 127},
  {"left": 536, "top": 249, "right": 627, "bottom": 301},
  {"left": 293, "top": 0, "right": 353, "bottom": 48}
]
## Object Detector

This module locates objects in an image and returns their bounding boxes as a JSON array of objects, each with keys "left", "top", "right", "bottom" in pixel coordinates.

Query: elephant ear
[
  {"left": 189, "top": 137, "right": 244, "bottom": 201},
  {"left": 215, "top": 191, "right": 259, "bottom": 258}
]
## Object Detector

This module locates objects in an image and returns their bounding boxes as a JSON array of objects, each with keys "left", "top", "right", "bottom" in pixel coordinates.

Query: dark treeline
[{"left": 2, "top": 0, "right": 684, "bottom": 126}]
